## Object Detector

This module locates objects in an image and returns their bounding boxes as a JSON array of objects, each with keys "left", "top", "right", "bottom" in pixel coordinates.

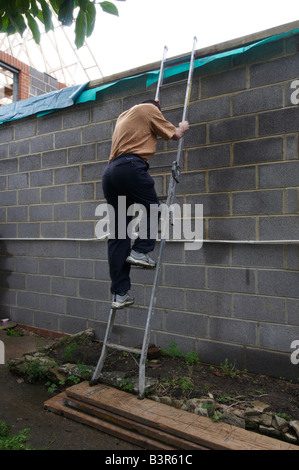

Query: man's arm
[{"left": 171, "top": 121, "right": 190, "bottom": 140}]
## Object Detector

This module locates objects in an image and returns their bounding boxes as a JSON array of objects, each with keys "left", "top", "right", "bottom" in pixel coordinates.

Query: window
[{"left": 0, "top": 61, "right": 19, "bottom": 105}]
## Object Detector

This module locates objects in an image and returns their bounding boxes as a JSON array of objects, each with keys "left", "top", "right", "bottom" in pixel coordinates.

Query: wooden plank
[
  {"left": 44, "top": 393, "right": 176, "bottom": 450},
  {"left": 66, "top": 382, "right": 299, "bottom": 451},
  {"left": 0, "top": 321, "right": 16, "bottom": 331},
  {"left": 62, "top": 396, "right": 207, "bottom": 451}
]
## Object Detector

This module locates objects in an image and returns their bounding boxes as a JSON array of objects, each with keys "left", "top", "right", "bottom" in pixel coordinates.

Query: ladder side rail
[
  {"left": 155, "top": 45, "right": 168, "bottom": 102},
  {"left": 90, "top": 306, "right": 117, "bottom": 385},
  {"left": 138, "top": 37, "right": 198, "bottom": 399}
]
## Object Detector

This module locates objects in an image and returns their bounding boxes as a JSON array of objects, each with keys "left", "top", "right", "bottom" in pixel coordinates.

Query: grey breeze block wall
[{"left": 1, "top": 32, "right": 299, "bottom": 381}]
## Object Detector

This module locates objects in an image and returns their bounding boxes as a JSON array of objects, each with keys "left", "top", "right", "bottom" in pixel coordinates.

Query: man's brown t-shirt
[{"left": 109, "top": 103, "right": 176, "bottom": 162}]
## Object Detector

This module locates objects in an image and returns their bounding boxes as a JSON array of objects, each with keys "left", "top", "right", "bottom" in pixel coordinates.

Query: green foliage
[
  {"left": 0, "top": 420, "right": 32, "bottom": 450},
  {"left": 0, "top": 0, "right": 122, "bottom": 48}
]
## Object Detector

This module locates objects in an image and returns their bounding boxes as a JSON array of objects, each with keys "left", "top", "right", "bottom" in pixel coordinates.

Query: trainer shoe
[
  {"left": 111, "top": 292, "right": 135, "bottom": 309},
  {"left": 126, "top": 249, "right": 156, "bottom": 268}
]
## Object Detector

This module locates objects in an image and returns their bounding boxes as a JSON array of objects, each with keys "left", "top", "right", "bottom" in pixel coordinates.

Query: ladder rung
[
  {"left": 160, "top": 78, "right": 188, "bottom": 89},
  {"left": 161, "top": 104, "right": 184, "bottom": 113},
  {"left": 106, "top": 342, "right": 142, "bottom": 355}
]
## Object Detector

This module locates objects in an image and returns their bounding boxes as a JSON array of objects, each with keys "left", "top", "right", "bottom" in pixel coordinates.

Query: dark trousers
[{"left": 102, "top": 154, "right": 159, "bottom": 294}]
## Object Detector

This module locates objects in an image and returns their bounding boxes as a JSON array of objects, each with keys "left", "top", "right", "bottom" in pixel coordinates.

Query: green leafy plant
[
  {"left": 20, "top": 358, "right": 54, "bottom": 383},
  {"left": 0, "top": 0, "right": 123, "bottom": 49},
  {"left": 0, "top": 420, "right": 32, "bottom": 450},
  {"left": 184, "top": 350, "right": 200, "bottom": 367},
  {"left": 220, "top": 358, "right": 239, "bottom": 378}
]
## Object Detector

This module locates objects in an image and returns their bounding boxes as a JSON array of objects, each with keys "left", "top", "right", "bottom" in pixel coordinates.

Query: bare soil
[{"left": 47, "top": 335, "right": 299, "bottom": 421}]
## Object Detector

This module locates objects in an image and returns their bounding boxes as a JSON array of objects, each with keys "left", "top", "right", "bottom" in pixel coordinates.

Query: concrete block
[
  {"left": 259, "top": 323, "right": 299, "bottom": 352},
  {"left": 34, "top": 310, "right": 60, "bottom": 332},
  {"left": 42, "top": 149, "right": 67, "bottom": 168},
  {"left": 185, "top": 242, "right": 230, "bottom": 266},
  {"left": 258, "top": 269, "right": 299, "bottom": 298},
  {"left": 79, "top": 279, "right": 109, "bottom": 300},
  {"left": 54, "top": 203, "right": 80, "bottom": 221},
  {"left": 163, "top": 264, "right": 205, "bottom": 289},
  {"left": 92, "top": 100, "right": 121, "bottom": 122},
  {"left": 201, "top": 67, "right": 246, "bottom": 98},
  {"left": 179, "top": 124, "right": 206, "bottom": 148},
  {"left": 82, "top": 122, "right": 111, "bottom": 143},
  {"left": 287, "top": 299, "right": 299, "bottom": 325},
  {"left": 207, "top": 266, "right": 256, "bottom": 293},
  {"left": 145, "top": 285, "right": 185, "bottom": 311},
  {"left": 60, "top": 316, "right": 88, "bottom": 335},
  {"left": 54, "top": 166, "right": 80, "bottom": 184},
  {"left": 52, "top": 277, "right": 78, "bottom": 296},
  {"left": 29, "top": 204, "right": 52, "bottom": 221},
  {"left": 52, "top": 240, "right": 79, "bottom": 258},
  {"left": 187, "top": 193, "right": 230, "bottom": 216},
  {"left": 0, "top": 126, "right": 13, "bottom": 143},
  {"left": 18, "top": 223, "right": 40, "bottom": 238},
  {"left": 67, "top": 297, "right": 95, "bottom": 318},
  {"left": 82, "top": 162, "right": 106, "bottom": 181},
  {"left": 250, "top": 54, "right": 299, "bottom": 87},
  {"left": 55, "top": 129, "right": 81, "bottom": 148},
  {"left": 65, "top": 259, "right": 94, "bottom": 278},
  {"left": 7, "top": 206, "right": 28, "bottom": 222},
  {"left": 233, "top": 85, "right": 283, "bottom": 115},
  {"left": 42, "top": 185, "right": 65, "bottom": 203},
  {"left": 66, "top": 221, "right": 95, "bottom": 239},
  {"left": 31, "top": 134, "right": 53, "bottom": 153},
  {"left": 11, "top": 307, "right": 33, "bottom": 326},
  {"left": 69, "top": 144, "right": 96, "bottom": 164},
  {"left": 259, "top": 215, "right": 299, "bottom": 240},
  {"left": 231, "top": 244, "right": 284, "bottom": 268},
  {"left": 259, "top": 107, "right": 299, "bottom": 136},
  {"left": 67, "top": 183, "right": 94, "bottom": 201},
  {"left": 189, "top": 96, "right": 230, "bottom": 123},
  {"left": 15, "top": 121, "right": 36, "bottom": 139},
  {"left": 0, "top": 143, "right": 8, "bottom": 158},
  {"left": 27, "top": 274, "right": 51, "bottom": 293},
  {"left": 30, "top": 169, "right": 53, "bottom": 187},
  {"left": 0, "top": 157, "right": 18, "bottom": 174},
  {"left": 176, "top": 171, "right": 205, "bottom": 195},
  {"left": 40, "top": 294, "right": 65, "bottom": 314},
  {"left": 209, "top": 116, "right": 256, "bottom": 143},
  {"left": 63, "top": 108, "right": 90, "bottom": 128},
  {"left": 19, "top": 154, "right": 41, "bottom": 172},
  {"left": 40, "top": 222, "right": 66, "bottom": 238},
  {"left": 18, "top": 188, "right": 40, "bottom": 205},
  {"left": 259, "top": 161, "right": 299, "bottom": 188},
  {"left": 9, "top": 139, "right": 30, "bottom": 157},
  {"left": 233, "top": 137, "right": 283, "bottom": 165},
  {"left": 165, "top": 310, "right": 208, "bottom": 337},
  {"left": 8, "top": 174, "right": 28, "bottom": 190},
  {"left": 209, "top": 317, "right": 257, "bottom": 346},
  {"left": 97, "top": 141, "right": 112, "bottom": 161},
  {"left": 39, "top": 258, "right": 64, "bottom": 276},
  {"left": 17, "top": 291, "right": 40, "bottom": 309},
  {"left": 208, "top": 217, "right": 256, "bottom": 241},
  {"left": 38, "top": 114, "right": 62, "bottom": 134},
  {"left": 233, "top": 294, "right": 286, "bottom": 323},
  {"left": 209, "top": 166, "right": 256, "bottom": 192},
  {"left": 1, "top": 190, "right": 17, "bottom": 206},
  {"left": 232, "top": 189, "right": 283, "bottom": 215},
  {"left": 186, "top": 289, "right": 232, "bottom": 316},
  {"left": 15, "top": 257, "right": 38, "bottom": 273},
  {"left": 187, "top": 145, "right": 230, "bottom": 170}
]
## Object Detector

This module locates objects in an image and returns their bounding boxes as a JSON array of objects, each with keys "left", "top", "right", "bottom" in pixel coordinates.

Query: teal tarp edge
[
  {"left": 74, "top": 27, "right": 299, "bottom": 105},
  {"left": 145, "top": 27, "right": 299, "bottom": 88},
  {"left": 0, "top": 82, "right": 88, "bottom": 125},
  {"left": 0, "top": 27, "right": 298, "bottom": 125}
]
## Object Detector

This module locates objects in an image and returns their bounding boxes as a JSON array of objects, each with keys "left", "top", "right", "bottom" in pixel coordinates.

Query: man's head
[{"left": 141, "top": 99, "right": 161, "bottom": 111}]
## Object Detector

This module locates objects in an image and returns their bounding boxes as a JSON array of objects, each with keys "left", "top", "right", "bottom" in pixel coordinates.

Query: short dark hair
[{"left": 141, "top": 99, "right": 161, "bottom": 111}]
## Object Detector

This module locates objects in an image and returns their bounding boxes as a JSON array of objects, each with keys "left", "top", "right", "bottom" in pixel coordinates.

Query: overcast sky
[{"left": 86, "top": 0, "right": 299, "bottom": 76}]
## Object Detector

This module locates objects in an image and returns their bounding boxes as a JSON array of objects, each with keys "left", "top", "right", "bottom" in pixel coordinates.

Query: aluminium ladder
[{"left": 90, "top": 37, "right": 198, "bottom": 399}]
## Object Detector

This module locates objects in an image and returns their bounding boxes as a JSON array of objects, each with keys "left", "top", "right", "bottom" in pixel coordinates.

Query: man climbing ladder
[
  {"left": 102, "top": 100, "right": 189, "bottom": 309},
  {"left": 90, "top": 37, "right": 197, "bottom": 399}
]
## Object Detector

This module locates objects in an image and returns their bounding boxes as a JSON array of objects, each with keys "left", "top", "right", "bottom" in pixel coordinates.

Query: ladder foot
[{"left": 89, "top": 378, "right": 100, "bottom": 387}]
